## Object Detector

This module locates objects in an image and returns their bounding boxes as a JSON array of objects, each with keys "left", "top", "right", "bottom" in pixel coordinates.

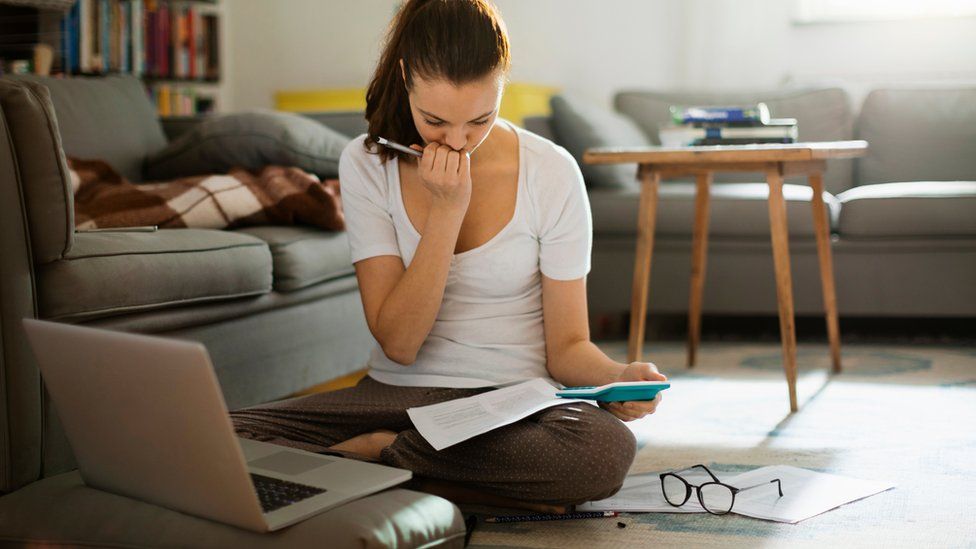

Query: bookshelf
[{"left": 0, "top": 0, "right": 223, "bottom": 117}]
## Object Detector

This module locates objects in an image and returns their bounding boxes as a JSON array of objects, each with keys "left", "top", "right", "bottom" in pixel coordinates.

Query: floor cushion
[{"left": 0, "top": 471, "right": 466, "bottom": 548}]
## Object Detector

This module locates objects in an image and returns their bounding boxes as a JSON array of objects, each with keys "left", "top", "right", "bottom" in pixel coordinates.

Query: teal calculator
[{"left": 556, "top": 381, "right": 670, "bottom": 402}]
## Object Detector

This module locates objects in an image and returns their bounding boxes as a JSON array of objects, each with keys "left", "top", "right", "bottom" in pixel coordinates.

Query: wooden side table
[{"left": 584, "top": 141, "right": 868, "bottom": 412}]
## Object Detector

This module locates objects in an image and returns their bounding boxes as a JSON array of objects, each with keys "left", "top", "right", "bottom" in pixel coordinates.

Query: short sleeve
[
  {"left": 536, "top": 147, "right": 593, "bottom": 280},
  {"left": 339, "top": 138, "right": 402, "bottom": 264}
]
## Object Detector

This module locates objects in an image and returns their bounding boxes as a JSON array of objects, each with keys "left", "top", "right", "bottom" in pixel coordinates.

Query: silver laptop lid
[{"left": 23, "top": 319, "right": 266, "bottom": 532}]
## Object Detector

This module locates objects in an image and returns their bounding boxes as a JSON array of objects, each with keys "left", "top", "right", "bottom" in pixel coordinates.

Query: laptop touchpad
[{"left": 248, "top": 451, "right": 335, "bottom": 476}]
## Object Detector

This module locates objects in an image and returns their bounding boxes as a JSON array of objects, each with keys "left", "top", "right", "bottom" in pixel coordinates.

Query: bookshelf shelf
[{"left": 1, "top": 0, "right": 223, "bottom": 117}]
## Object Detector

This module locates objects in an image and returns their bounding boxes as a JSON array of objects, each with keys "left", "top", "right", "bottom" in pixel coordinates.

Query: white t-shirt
[{"left": 338, "top": 123, "right": 592, "bottom": 388}]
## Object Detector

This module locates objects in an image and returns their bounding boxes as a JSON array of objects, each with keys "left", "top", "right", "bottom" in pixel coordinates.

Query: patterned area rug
[{"left": 464, "top": 341, "right": 976, "bottom": 548}]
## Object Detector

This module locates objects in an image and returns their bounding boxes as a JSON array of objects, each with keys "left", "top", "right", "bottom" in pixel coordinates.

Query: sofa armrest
[{"left": 0, "top": 78, "right": 57, "bottom": 494}]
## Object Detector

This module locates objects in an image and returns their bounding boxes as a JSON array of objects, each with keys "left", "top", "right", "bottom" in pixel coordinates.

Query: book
[
  {"left": 156, "top": 4, "right": 171, "bottom": 78},
  {"left": 203, "top": 13, "right": 218, "bottom": 80},
  {"left": 186, "top": 5, "right": 195, "bottom": 78},
  {"left": 170, "top": 3, "right": 181, "bottom": 77},
  {"left": 89, "top": 0, "right": 102, "bottom": 71},
  {"left": 98, "top": 0, "right": 109, "bottom": 72},
  {"left": 60, "top": 4, "right": 69, "bottom": 73},
  {"left": 177, "top": 5, "right": 190, "bottom": 78},
  {"left": 156, "top": 83, "right": 170, "bottom": 116},
  {"left": 110, "top": 0, "right": 121, "bottom": 71},
  {"left": 671, "top": 103, "right": 770, "bottom": 125},
  {"left": 193, "top": 9, "right": 205, "bottom": 77},
  {"left": 120, "top": 0, "right": 130, "bottom": 72},
  {"left": 62, "top": 2, "right": 79, "bottom": 73},
  {"left": 690, "top": 117, "right": 798, "bottom": 129},
  {"left": 78, "top": 0, "right": 92, "bottom": 72},
  {"left": 130, "top": 0, "right": 143, "bottom": 76},
  {"left": 659, "top": 124, "right": 798, "bottom": 147},
  {"left": 693, "top": 137, "right": 795, "bottom": 146}
]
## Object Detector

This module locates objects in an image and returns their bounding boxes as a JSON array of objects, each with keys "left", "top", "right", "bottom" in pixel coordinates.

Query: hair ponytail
[{"left": 364, "top": 0, "right": 511, "bottom": 162}]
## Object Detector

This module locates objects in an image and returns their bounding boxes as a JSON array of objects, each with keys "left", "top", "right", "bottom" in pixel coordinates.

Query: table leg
[
  {"left": 687, "top": 172, "right": 713, "bottom": 368},
  {"left": 766, "top": 168, "right": 799, "bottom": 413},
  {"left": 627, "top": 166, "right": 661, "bottom": 364},
  {"left": 809, "top": 172, "right": 842, "bottom": 373}
]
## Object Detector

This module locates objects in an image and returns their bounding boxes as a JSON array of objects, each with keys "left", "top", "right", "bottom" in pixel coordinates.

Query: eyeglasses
[{"left": 659, "top": 464, "right": 784, "bottom": 515}]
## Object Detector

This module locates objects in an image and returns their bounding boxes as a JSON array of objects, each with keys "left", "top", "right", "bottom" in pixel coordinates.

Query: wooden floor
[{"left": 289, "top": 369, "right": 368, "bottom": 397}]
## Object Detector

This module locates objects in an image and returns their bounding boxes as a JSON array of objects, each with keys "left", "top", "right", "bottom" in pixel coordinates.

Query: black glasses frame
[{"left": 659, "top": 464, "right": 784, "bottom": 515}]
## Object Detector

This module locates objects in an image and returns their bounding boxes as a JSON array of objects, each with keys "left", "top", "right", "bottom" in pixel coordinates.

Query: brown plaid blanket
[{"left": 69, "top": 157, "right": 344, "bottom": 231}]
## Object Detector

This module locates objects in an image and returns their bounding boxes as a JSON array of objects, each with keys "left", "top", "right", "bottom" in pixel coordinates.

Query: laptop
[{"left": 22, "top": 319, "right": 412, "bottom": 532}]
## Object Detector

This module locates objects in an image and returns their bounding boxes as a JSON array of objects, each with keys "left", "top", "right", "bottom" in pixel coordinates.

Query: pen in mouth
[
  {"left": 377, "top": 136, "right": 471, "bottom": 159},
  {"left": 376, "top": 136, "right": 423, "bottom": 158}
]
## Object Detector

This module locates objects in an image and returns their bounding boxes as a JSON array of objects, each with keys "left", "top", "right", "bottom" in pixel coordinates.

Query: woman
[{"left": 231, "top": 0, "right": 666, "bottom": 510}]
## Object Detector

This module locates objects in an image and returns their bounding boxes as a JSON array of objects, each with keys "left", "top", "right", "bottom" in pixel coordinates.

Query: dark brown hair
[{"left": 364, "top": 0, "right": 511, "bottom": 162}]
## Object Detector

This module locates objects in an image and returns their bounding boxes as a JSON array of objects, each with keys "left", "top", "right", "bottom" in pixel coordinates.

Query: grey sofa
[
  {"left": 531, "top": 87, "right": 976, "bottom": 321},
  {"left": 165, "top": 87, "right": 976, "bottom": 324},
  {"left": 0, "top": 76, "right": 465, "bottom": 547}
]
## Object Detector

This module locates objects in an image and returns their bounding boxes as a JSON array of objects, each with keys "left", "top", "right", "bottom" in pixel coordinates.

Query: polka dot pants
[{"left": 230, "top": 376, "right": 637, "bottom": 505}]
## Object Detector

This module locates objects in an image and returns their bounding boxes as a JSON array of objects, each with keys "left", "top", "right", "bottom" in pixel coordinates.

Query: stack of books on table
[{"left": 659, "top": 103, "right": 798, "bottom": 147}]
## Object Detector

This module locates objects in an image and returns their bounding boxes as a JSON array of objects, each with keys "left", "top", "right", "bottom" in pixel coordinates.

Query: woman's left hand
[{"left": 600, "top": 362, "right": 668, "bottom": 422}]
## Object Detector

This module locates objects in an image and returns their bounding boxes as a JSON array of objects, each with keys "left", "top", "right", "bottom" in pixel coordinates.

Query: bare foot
[{"left": 329, "top": 430, "right": 397, "bottom": 460}]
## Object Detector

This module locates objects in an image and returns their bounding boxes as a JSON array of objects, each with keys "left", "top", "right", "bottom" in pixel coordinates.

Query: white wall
[
  {"left": 492, "top": 0, "right": 685, "bottom": 106},
  {"left": 221, "top": 0, "right": 976, "bottom": 113},
  {"left": 223, "top": 0, "right": 395, "bottom": 111},
  {"left": 680, "top": 0, "right": 976, "bottom": 109},
  {"left": 222, "top": 0, "right": 683, "bottom": 111}
]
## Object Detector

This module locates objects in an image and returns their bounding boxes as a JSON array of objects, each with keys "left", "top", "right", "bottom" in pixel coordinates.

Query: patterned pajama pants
[{"left": 229, "top": 376, "right": 637, "bottom": 505}]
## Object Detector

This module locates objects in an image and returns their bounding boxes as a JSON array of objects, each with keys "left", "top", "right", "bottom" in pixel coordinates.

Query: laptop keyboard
[{"left": 250, "top": 473, "right": 327, "bottom": 513}]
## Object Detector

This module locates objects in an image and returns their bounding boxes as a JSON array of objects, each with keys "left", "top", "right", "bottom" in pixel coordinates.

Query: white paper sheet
[
  {"left": 580, "top": 465, "right": 895, "bottom": 523},
  {"left": 724, "top": 465, "right": 896, "bottom": 523},
  {"left": 577, "top": 472, "right": 708, "bottom": 513},
  {"left": 406, "top": 378, "right": 586, "bottom": 451}
]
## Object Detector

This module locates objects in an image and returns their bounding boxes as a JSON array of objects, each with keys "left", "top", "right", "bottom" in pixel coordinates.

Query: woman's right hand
[{"left": 411, "top": 143, "right": 472, "bottom": 213}]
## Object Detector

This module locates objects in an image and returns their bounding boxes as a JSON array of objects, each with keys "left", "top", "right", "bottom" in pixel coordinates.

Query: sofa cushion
[
  {"left": 39, "top": 229, "right": 272, "bottom": 322},
  {"left": 11, "top": 74, "right": 167, "bottom": 182},
  {"left": 162, "top": 111, "right": 369, "bottom": 143},
  {"left": 0, "top": 471, "right": 466, "bottom": 548},
  {"left": 549, "top": 94, "right": 651, "bottom": 191},
  {"left": 145, "top": 110, "right": 350, "bottom": 180},
  {"left": 836, "top": 181, "right": 976, "bottom": 238},
  {"left": 856, "top": 88, "right": 976, "bottom": 185},
  {"left": 589, "top": 183, "right": 839, "bottom": 238},
  {"left": 300, "top": 111, "right": 370, "bottom": 139},
  {"left": 614, "top": 88, "right": 855, "bottom": 194},
  {"left": 234, "top": 226, "right": 355, "bottom": 292}
]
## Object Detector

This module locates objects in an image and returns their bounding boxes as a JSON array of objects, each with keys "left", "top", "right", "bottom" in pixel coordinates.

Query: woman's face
[{"left": 404, "top": 65, "right": 504, "bottom": 155}]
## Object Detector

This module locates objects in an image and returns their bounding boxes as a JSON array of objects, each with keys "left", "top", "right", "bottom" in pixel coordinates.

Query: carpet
[{"left": 464, "top": 341, "right": 976, "bottom": 548}]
